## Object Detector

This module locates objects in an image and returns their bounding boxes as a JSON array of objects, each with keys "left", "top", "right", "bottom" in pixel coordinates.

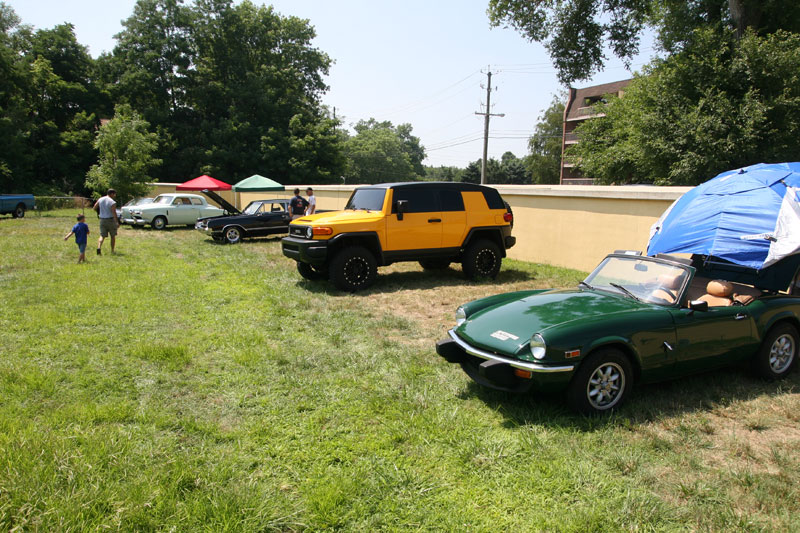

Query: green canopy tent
[
  {"left": 231, "top": 175, "right": 285, "bottom": 208},
  {"left": 232, "top": 174, "right": 284, "bottom": 192}
]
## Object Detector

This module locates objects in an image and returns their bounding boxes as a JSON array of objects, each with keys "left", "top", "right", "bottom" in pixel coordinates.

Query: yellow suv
[{"left": 281, "top": 182, "right": 515, "bottom": 291}]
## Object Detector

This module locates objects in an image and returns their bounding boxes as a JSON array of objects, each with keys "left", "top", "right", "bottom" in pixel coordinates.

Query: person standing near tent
[
  {"left": 305, "top": 187, "right": 316, "bottom": 216},
  {"left": 290, "top": 188, "right": 308, "bottom": 220}
]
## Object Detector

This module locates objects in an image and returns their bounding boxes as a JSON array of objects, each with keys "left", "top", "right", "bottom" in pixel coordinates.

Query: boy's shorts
[
  {"left": 99, "top": 218, "right": 118, "bottom": 237},
  {"left": 77, "top": 242, "right": 87, "bottom": 254}
]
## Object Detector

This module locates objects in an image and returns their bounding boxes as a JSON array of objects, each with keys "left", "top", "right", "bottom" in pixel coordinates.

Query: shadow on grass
[
  {"left": 458, "top": 365, "right": 800, "bottom": 431},
  {"left": 295, "top": 267, "right": 535, "bottom": 296},
  {"left": 197, "top": 234, "right": 287, "bottom": 245}
]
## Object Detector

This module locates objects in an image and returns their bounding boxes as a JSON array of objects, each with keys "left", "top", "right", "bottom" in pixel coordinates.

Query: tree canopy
[
  {"left": 488, "top": 0, "right": 800, "bottom": 83},
  {"left": 526, "top": 95, "right": 564, "bottom": 184},
  {"left": 571, "top": 28, "right": 800, "bottom": 185}
]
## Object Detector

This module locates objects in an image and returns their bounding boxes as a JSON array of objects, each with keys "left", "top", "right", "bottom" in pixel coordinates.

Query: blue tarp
[{"left": 647, "top": 162, "right": 800, "bottom": 270}]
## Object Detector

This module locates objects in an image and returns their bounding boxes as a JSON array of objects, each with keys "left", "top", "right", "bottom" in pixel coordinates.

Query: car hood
[
  {"left": 292, "top": 209, "right": 383, "bottom": 225},
  {"left": 456, "top": 288, "right": 647, "bottom": 355}
]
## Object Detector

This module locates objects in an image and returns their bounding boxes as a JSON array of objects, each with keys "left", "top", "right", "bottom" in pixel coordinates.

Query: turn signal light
[
  {"left": 312, "top": 226, "right": 333, "bottom": 235},
  {"left": 503, "top": 212, "right": 513, "bottom": 223},
  {"left": 513, "top": 368, "right": 532, "bottom": 379}
]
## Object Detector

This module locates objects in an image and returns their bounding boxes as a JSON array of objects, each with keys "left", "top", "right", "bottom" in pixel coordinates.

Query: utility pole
[{"left": 475, "top": 68, "right": 504, "bottom": 184}]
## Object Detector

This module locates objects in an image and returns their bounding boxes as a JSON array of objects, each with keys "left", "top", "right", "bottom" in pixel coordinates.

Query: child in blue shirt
[{"left": 64, "top": 214, "right": 90, "bottom": 263}]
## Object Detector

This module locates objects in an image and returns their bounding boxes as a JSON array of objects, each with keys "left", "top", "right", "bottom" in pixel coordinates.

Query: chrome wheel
[
  {"left": 225, "top": 227, "right": 242, "bottom": 244},
  {"left": 586, "top": 362, "right": 625, "bottom": 410},
  {"left": 769, "top": 333, "right": 795, "bottom": 374}
]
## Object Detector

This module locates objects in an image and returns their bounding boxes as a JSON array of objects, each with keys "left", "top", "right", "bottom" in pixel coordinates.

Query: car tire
[
  {"left": 419, "top": 258, "right": 451, "bottom": 270},
  {"left": 753, "top": 322, "right": 798, "bottom": 380},
  {"left": 329, "top": 246, "right": 377, "bottom": 292},
  {"left": 13, "top": 204, "right": 25, "bottom": 218},
  {"left": 151, "top": 216, "right": 167, "bottom": 230},
  {"left": 462, "top": 239, "right": 502, "bottom": 280},
  {"left": 224, "top": 226, "right": 243, "bottom": 244},
  {"left": 567, "top": 349, "right": 633, "bottom": 415},
  {"left": 297, "top": 261, "right": 327, "bottom": 280}
]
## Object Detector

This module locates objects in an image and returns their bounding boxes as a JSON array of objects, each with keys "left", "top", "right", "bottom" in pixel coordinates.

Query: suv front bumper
[{"left": 281, "top": 236, "right": 329, "bottom": 265}]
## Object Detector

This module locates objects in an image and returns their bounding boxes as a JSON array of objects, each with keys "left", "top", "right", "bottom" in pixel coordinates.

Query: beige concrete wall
[{"left": 147, "top": 182, "right": 691, "bottom": 272}]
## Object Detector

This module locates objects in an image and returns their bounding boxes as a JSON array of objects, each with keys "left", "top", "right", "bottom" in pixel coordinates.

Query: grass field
[{"left": 1, "top": 212, "right": 799, "bottom": 532}]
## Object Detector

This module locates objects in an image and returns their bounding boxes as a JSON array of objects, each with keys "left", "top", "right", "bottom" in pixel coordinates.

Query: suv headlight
[
  {"left": 455, "top": 306, "right": 466, "bottom": 326},
  {"left": 530, "top": 334, "right": 546, "bottom": 360},
  {"left": 306, "top": 226, "right": 313, "bottom": 239}
]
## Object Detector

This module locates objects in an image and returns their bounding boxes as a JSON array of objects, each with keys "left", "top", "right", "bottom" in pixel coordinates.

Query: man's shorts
[
  {"left": 77, "top": 242, "right": 87, "bottom": 254},
  {"left": 99, "top": 218, "right": 118, "bottom": 237}
]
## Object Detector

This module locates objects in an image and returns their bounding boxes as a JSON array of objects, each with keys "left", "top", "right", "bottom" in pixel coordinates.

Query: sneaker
[{"left": 96, "top": 248, "right": 101, "bottom": 255}]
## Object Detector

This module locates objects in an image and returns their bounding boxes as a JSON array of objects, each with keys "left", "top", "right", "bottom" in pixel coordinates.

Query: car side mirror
[
  {"left": 396, "top": 200, "right": 407, "bottom": 221},
  {"left": 688, "top": 299, "right": 708, "bottom": 312}
]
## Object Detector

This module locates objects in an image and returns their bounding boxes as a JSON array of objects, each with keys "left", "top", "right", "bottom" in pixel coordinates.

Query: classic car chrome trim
[{"left": 448, "top": 330, "right": 575, "bottom": 373}]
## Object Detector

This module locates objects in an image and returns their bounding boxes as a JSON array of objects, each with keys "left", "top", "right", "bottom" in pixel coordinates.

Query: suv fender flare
[
  {"left": 461, "top": 227, "right": 508, "bottom": 258},
  {"left": 328, "top": 232, "right": 385, "bottom": 264}
]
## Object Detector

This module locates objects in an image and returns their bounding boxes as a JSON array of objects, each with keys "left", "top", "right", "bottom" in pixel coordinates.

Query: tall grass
[{"left": 1, "top": 214, "right": 799, "bottom": 531}]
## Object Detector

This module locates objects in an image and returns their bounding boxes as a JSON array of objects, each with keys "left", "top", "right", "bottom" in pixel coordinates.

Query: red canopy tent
[{"left": 175, "top": 175, "right": 232, "bottom": 191}]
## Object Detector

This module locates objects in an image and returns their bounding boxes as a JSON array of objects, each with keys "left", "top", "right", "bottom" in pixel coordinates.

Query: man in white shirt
[
  {"left": 305, "top": 187, "right": 316, "bottom": 216},
  {"left": 93, "top": 188, "right": 119, "bottom": 255}
]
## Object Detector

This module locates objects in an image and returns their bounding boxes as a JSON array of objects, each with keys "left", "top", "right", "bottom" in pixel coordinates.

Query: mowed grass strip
[{"left": 0, "top": 213, "right": 798, "bottom": 531}]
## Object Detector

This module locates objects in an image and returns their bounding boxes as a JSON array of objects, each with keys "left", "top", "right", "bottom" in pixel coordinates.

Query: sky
[{"left": 6, "top": 0, "right": 656, "bottom": 168}]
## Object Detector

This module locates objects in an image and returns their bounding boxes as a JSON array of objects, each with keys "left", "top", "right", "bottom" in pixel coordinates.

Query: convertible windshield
[
  {"left": 345, "top": 188, "right": 386, "bottom": 211},
  {"left": 583, "top": 256, "right": 690, "bottom": 306}
]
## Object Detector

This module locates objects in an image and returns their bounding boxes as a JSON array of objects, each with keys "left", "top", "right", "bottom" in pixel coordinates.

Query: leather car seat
[
  {"left": 651, "top": 273, "right": 684, "bottom": 303},
  {"left": 699, "top": 280, "right": 734, "bottom": 307}
]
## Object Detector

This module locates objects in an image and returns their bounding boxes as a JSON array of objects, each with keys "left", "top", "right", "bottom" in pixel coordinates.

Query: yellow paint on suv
[{"left": 281, "top": 182, "right": 515, "bottom": 291}]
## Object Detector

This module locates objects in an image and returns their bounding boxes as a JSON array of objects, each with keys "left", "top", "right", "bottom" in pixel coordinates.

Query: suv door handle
[{"left": 428, "top": 218, "right": 442, "bottom": 223}]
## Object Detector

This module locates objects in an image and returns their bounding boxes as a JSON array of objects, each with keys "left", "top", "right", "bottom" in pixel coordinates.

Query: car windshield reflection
[
  {"left": 583, "top": 256, "right": 690, "bottom": 306},
  {"left": 345, "top": 188, "right": 385, "bottom": 211},
  {"left": 242, "top": 202, "right": 262, "bottom": 215}
]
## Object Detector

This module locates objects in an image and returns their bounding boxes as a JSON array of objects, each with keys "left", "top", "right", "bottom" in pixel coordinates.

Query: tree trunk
[{"left": 729, "top": 0, "right": 761, "bottom": 38}]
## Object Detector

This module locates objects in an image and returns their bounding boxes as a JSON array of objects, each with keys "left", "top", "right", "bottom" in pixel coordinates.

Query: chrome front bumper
[{"left": 445, "top": 329, "right": 575, "bottom": 373}]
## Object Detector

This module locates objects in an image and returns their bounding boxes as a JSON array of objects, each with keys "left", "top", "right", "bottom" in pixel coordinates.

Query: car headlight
[
  {"left": 530, "top": 333, "right": 546, "bottom": 360},
  {"left": 306, "top": 226, "right": 313, "bottom": 239},
  {"left": 455, "top": 306, "right": 466, "bottom": 326}
]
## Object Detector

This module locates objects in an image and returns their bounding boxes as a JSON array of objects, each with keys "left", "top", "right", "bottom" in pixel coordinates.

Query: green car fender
[{"left": 542, "top": 307, "right": 677, "bottom": 378}]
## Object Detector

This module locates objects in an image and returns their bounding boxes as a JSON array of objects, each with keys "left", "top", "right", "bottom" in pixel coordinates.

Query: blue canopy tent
[{"left": 648, "top": 163, "right": 800, "bottom": 272}]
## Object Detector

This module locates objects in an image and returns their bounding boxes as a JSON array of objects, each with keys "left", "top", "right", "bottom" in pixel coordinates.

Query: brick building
[{"left": 561, "top": 79, "right": 631, "bottom": 185}]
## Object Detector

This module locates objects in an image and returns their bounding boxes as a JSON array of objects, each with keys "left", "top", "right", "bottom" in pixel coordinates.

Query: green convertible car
[{"left": 436, "top": 252, "right": 800, "bottom": 414}]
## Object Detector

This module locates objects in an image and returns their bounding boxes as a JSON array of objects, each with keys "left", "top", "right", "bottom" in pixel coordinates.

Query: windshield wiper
[
  {"left": 610, "top": 282, "right": 641, "bottom": 302},
  {"left": 578, "top": 281, "right": 594, "bottom": 290}
]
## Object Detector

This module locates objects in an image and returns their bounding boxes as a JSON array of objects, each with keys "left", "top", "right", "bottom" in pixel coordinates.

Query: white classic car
[{"left": 128, "top": 193, "right": 227, "bottom": 229}]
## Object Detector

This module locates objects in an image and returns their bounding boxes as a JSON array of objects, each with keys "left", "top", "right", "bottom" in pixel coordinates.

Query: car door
[
  {"left": 439, "top": 188, "right": 467, "bottom": 249},
  {"left": 167, "top": 197, "right": 190, "bottom": 224},
  {"left": 385, "top": 187, "right": 442, "bottom": 251},
  {"left": 261, "top": 202, "right": 290, "bottom": 234},
  {"left": 668, "top": 305, "right": 758, "bottom": 374},
  {"left": 189, "top": 197, "right": 207, "bottom": 222}
]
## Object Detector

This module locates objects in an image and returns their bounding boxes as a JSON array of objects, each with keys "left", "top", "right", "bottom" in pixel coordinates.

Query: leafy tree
[
  {"left": 499, "top": 151, "right": 532, "bottom": 184},
  {"left": 424, "top": 165, "right": 463, "bottom": 182},
  {"left": 487, "top": 0, "right": 800, "bottom": 83},
  {"left": 526, "top": 95, "right": 564, "bottom": 184},
  {"left": 352, "top": 119, "right": 426, "bottom": 176},
  {"left": 570, "top": 29, "right": 800, "bottom": 185},
  {"left": 461, "top": 158, "right": 502, "bottom": 184},
  {"left": 86, "top": 104, "right": 161, "bottom": 201},
  {"left": 106, "top": 0, "right": 343, "bottom": 183},
  {"left": 343, "top": 126, "right": 416, "bottom": 184}
]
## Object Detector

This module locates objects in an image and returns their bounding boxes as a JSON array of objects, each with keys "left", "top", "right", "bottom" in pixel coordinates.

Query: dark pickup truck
[{"left": 0, "top": 194, "right": 35, "bottom": 218}]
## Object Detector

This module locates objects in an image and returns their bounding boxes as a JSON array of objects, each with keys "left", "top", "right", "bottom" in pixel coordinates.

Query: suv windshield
[
  {"left": 345, "top": 188, "right": 386, "bottom": 211},
  {"left": 583, "top": 256, "right": 690, "bottom": 306}
]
